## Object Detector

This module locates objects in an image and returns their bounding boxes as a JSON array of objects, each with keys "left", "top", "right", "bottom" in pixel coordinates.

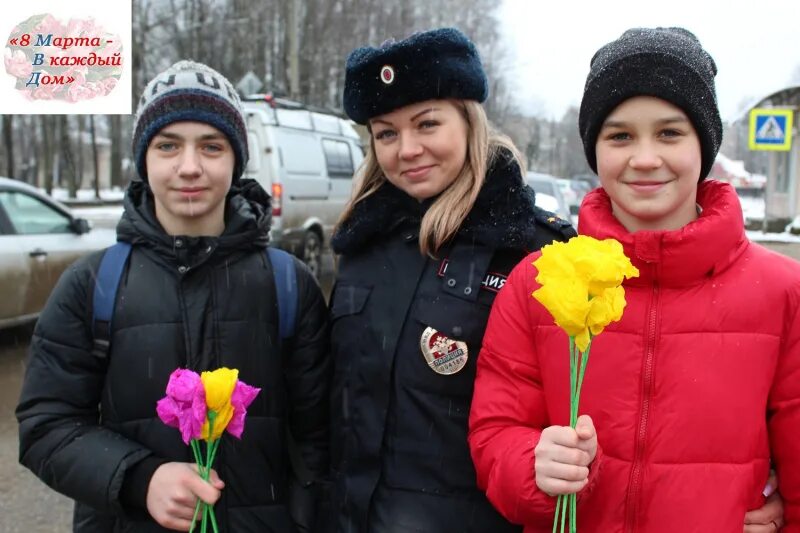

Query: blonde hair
[{"left": 337, "top": 100, "right": 524, "bottom": 256}]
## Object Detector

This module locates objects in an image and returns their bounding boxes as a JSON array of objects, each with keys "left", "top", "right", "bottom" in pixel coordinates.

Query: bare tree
[
  {"left": 58, "top": 116, "right": 79, "bottom": 198},
  {"left": 40, "top": 116, "right": 54, "bottom": 193},
  {"left": 90, "top": 115, "right": 101, "bottom": 198},
  {"left": 2, "top": 116, "right": 13, "bottom": 178},
  {"left": 76, "top": 116, "right": 85, "bottom": 188},
  {"left": 109, "top": 115, "right": 124, "bottom": 188}
]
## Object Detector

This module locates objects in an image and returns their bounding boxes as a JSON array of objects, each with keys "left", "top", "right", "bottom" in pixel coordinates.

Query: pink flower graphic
[
  {"left": 3, "top": 50, "right": 32, "bottom": 78},
  {"left": 4, "top": 14, "right": 123, "bottom": 103},
  {"left": 34, "top": 14, "right": 64, "bottom": 38}
]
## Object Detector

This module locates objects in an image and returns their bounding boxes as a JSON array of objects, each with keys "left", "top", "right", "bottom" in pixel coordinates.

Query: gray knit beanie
[
  {"left": 132, "top": 60, "right": 249, "bottom": 183},
  {"left": 578, "top": 27, "right": 722, "bottom": 181}
]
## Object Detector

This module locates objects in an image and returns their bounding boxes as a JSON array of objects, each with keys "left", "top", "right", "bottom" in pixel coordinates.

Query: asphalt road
[
  {"left": 0, "top": 324, "right": 73, "bottom": 533},
  {"left": 1, "top": 240, "right": 798, "bottom": 531}
]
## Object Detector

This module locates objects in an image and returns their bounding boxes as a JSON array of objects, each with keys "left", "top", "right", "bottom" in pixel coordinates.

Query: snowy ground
[
  {"left": 47, "top": 187, "right": 125, "bottom": 202},
  {"left": 747, "top": 230, "right": 800, "bottom": 244}
]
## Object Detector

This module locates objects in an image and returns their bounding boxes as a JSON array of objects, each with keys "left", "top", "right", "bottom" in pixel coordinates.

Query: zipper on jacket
[{"left": 625, "top": 280, "right": 659, "bottom": 532}]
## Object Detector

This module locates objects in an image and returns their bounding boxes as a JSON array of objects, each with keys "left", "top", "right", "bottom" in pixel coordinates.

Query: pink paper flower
[
  {"left": 226, "top": 381, "right": 261, "bottom": 439},
  {"left": 156, "top": 369, "right": 207, "bottom": 444}
]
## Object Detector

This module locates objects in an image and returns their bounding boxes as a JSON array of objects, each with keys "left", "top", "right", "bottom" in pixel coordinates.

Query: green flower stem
[
  {"left": 205, "top": 438, "right": 221, "bottom": 533},
  {"left": 203, "top": 412, "right": 220, "bottom": 533},
  {"left": 208, "top": 438, "right": 221, "bottom": 473},
  {"left": 189, "top": 439, "right": 205, "bottom": 532},
  {"left": 553, "top": 494, "right": 562, "bottom": 533},
  {"left": 190, "top": 439, "right": 205, "bottom": 475},
  {"left": 570, "top": 339, "right": 578, "bottom": 428},
  {"left": 190, "top": 501, "right": 202, "bottom": 533},
  {"left": 570, "top": 492, "right": 577, "bottom": 532},
  {"left": 208, "top": 503, "right": 220, "bottom": 533},
  {"left": 204, "top": 412, "right": 216, "bottom": 480},
  {"left": 559, "top": 493, "right": 568, "bottom": 533},
  {"left": 573, "top": 339, "right": 593, "bottom": 424}
]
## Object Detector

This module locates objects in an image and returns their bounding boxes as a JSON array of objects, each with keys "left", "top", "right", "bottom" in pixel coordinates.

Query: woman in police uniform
[{"left": 325, "top": 28, "right": 574, "bottom": 532}]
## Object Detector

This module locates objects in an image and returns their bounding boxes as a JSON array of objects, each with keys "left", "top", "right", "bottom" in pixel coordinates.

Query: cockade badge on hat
[{"left": 380, "top": 65, "right": 395, "bottom": 85}]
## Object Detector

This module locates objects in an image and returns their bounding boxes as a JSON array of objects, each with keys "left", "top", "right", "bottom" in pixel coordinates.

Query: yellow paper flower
[
  {"left": 200, "top": 367, "right": 238, "bottom": 441},
  {"left": 533, "top": 235, "right": 639, "bottom": 351}
]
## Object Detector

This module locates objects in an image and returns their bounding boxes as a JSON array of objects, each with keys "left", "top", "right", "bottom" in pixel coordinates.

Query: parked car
[
  {"left": 555, "top": 177, "right": 581, "bottom": 218},
  {"left": 572, "top": 173, "right": 601, "bottom": 190},
  {"left": 0, "top": 177, "right": 116, "bottom": 329},
  {"left": 242, "top": 94, "right": 365, "bottom": 277},
  {"left": 526, "top": 172, "right": 572, "bottom": 221}
]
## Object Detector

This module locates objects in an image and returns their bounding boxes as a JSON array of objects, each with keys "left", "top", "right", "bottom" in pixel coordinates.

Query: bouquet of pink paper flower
[{"left": 156, "top": 367, "right": 260, "bottom": 533}]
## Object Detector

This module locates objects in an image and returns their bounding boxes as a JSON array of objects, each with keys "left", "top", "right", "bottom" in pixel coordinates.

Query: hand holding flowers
[
  {"left": 156, "top": 367, "right": 260, "bottom": 533},
  {"left": 534, "top": 414, "right": 598, "bottom": 506},
  {"left": 146, "top": 462, "right": 224, "bottom": 531},
  {"left": 531, "top": 235, "right": 638, "bottom": 533}
]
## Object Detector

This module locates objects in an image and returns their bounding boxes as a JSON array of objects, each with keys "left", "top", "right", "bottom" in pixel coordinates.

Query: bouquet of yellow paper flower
[
  {"left": 156, "top": 367, "right": 260, "bottom": 533},
  {"left": 532, "top": 235, "right": 638, "bottom": 533}
]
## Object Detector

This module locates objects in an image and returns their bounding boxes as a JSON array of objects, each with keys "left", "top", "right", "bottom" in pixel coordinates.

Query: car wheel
[{"left": 302, "top": 231, "right": 322, "bottom": 279}]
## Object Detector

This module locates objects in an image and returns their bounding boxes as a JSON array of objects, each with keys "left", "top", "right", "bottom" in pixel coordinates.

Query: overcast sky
[{"left": 498, "top": 0, "right": 800, "bottom": 122}]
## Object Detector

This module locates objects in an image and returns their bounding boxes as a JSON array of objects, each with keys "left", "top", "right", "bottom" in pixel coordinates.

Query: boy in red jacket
[{"left": 469, "top": 27, "right": 798, "bottom": 532}]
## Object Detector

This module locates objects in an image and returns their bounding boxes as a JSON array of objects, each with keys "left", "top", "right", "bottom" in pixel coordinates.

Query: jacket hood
[
  {"left": 577, "top": 179, "right": 748, "bottom": 286},
  {"left": 117, "top": 178, "right": 272, "bottom": 264},
  {"left": 332, "top": 151, "right": 542, "bottom": 254}
]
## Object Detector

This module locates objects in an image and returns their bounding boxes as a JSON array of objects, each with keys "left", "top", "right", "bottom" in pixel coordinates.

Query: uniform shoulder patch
[{"left": 533, "top": 206, "right": 576, "bottom": 241}]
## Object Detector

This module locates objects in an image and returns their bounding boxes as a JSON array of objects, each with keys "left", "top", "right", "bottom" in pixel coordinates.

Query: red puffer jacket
[{"left": 469, "top": 180, "right": 800, "bottom": 532}]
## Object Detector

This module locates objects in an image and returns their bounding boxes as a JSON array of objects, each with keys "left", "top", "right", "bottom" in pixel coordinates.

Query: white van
[{"left": 242, "top": 95, "right": 364, "bottom": 277}]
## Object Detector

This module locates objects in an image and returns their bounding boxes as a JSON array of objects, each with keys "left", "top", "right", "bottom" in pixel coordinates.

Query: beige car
[{"left": 0, "top": 177, "right": 117, "bottom": 329}]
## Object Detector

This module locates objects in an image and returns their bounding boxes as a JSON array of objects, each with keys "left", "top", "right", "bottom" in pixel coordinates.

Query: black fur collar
[{"left": 331, "top": 152, "right": 539, "bottom": 254}]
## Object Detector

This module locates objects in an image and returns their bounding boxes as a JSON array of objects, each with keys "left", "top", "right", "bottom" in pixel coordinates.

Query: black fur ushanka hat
[{"left": 343, "top": 27, "right": 488, "bottom": 124}]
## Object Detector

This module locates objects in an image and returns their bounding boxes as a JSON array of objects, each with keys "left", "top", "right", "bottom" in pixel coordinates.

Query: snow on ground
[
  {"left": 746, "top": 230, "right": 800, "bottom": 244},
  {"left": 47, "top": 187, "right": 125, "bottom": 202}
]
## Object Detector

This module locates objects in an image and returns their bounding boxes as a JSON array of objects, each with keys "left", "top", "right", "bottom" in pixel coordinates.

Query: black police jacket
[
  {"left": 17, "top": 179, "right": 330, "bottom": 532},
  {"left": 327, "top": 154, "right": 575, "bottom": 532}
]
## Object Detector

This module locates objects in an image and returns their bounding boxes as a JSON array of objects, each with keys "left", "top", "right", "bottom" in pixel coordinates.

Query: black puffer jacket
[
  {"left": 17, "top": 179, "right": 330, "bottom": 532},
  {"left": 327, "top": 154, "right": 575, "bottom": 533}
]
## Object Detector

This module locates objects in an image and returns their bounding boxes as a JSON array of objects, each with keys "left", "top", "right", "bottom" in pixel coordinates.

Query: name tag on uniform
[
  {"left": 420, "top": 327, "right": 468, "bottom": 375},
  {"left": 437, "top": 259, "right": 508, "bottom": 293}
]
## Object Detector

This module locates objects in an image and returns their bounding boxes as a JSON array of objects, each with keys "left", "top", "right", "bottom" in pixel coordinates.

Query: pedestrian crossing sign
[{"left": 749, "top": 108, "right": 794, "bottom": 151}]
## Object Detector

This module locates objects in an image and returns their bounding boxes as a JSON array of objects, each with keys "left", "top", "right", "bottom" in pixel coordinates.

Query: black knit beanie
[
  {"left": 132, "top": 60, "right": 249, "bottom": 183},
  {"left": 343, "top": 27, "right": 488, "bottom": 124},
  {"left": 578, "top": 27, "right": 722, "bottom": 181}
]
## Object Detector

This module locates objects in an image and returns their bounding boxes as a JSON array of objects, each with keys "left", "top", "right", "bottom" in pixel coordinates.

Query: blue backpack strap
[
  {"left": 266, "top": 247, "right": 314, "bottom": 486},
  {"left": 91, "top": 242, "right": 132, "bottom": 359},
  {"left": 267, "top": 247, "right": 297, "bottom": 341}
]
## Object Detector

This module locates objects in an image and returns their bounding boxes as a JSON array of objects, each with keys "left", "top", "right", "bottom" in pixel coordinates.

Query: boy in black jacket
[{"left": 17, "top": 61, "right": 330, "bottom": 532}]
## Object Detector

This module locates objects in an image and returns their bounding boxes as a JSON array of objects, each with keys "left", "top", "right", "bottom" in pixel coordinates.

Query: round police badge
[
  {"left": 380, "top": 65, "right": 395, "bottom": 85},
  {"left": 420, "top": 327, "right": 468, "bottom": 375}
]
